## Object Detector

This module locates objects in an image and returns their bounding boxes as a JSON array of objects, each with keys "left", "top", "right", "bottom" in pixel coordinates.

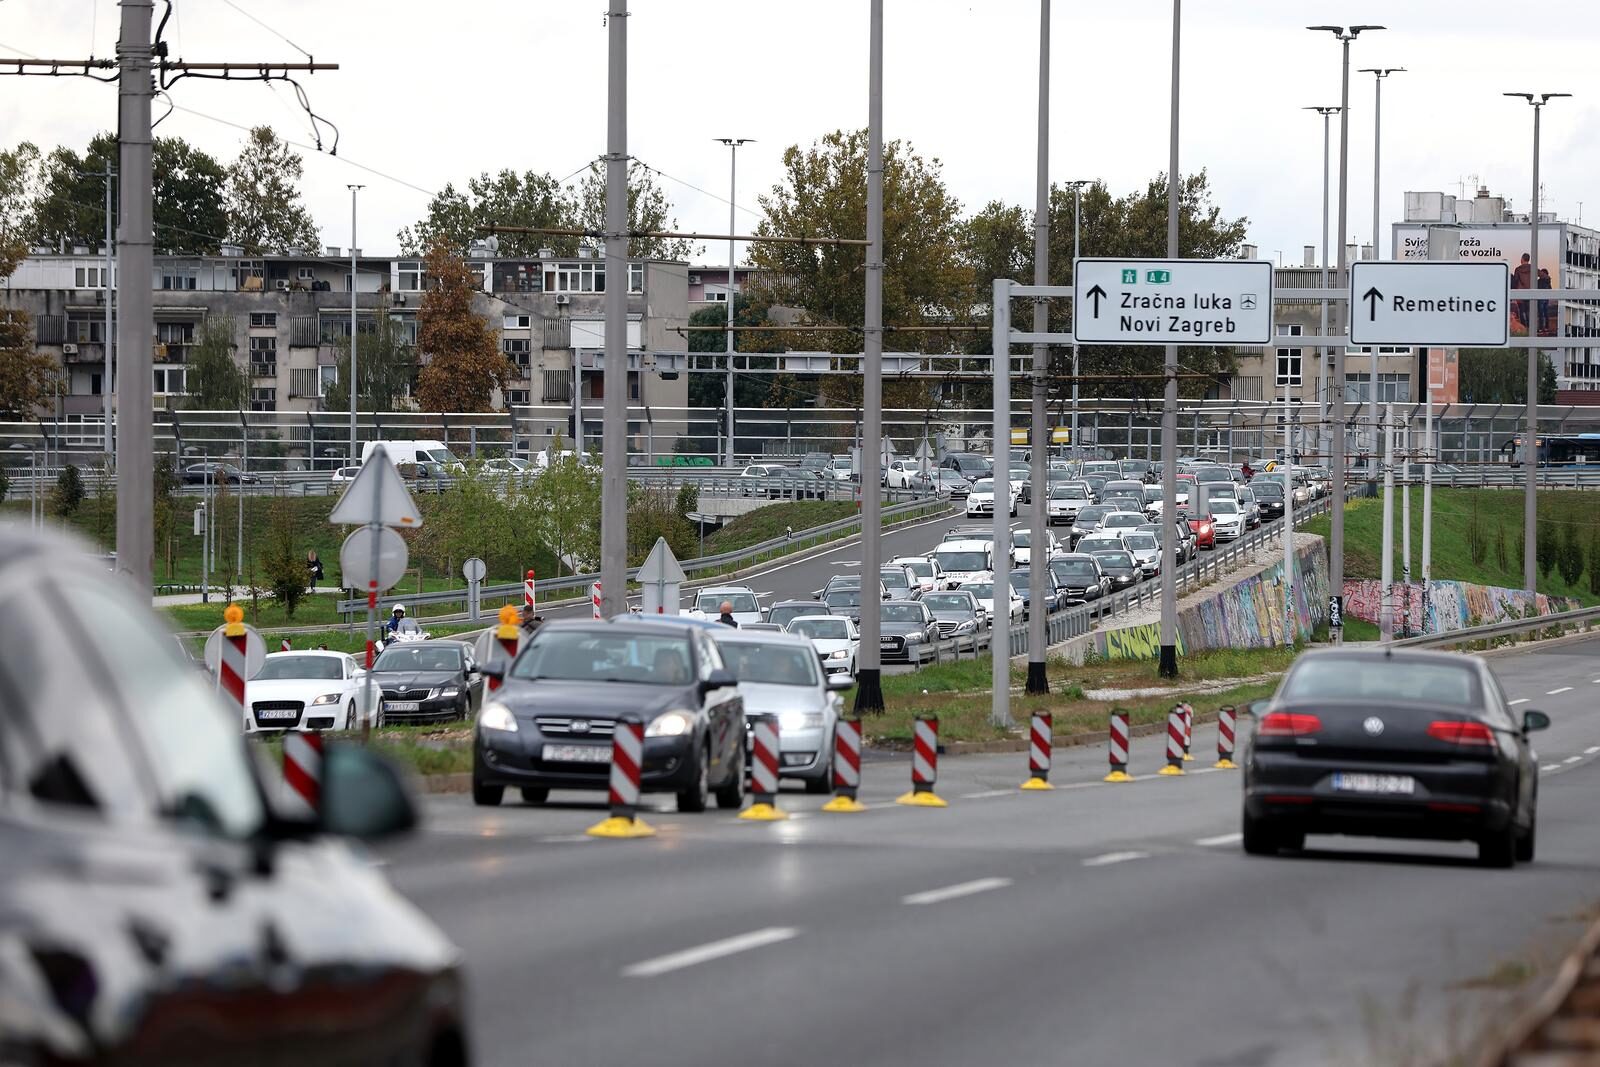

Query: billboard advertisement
[
  {"left": 1426, "top": 348, "right": 1460, "bottom": 405},
  {"left": 1393, "top": 223, "right": 1563, "bottom": 338}
]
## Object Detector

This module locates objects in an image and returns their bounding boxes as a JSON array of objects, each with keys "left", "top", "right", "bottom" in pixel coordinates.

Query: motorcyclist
[{"left": 386, "top": 604, "right": 408, "bottom": 637}]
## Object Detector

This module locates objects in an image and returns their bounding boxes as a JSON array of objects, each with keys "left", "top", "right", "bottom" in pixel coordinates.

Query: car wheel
[
  {"left": 715, "top": 744, "right": 746, "bottom": 809},
  {"left": 1515, "top": 812, "right": 1536, "bottom": 863},
  {"left": 678, "top": 743, "right": 710, "bottom": 813},
  {"left": 1478, "top": 821, "right": 1517, "bottom": 868},
  {"left": 343, "top": 701, "right": 355, "bottom": 731},
  {"left": 1242, "top": 810, "right": 1281, "bottom": 856},
  {"left": 805, "top": 764, "right": 833, "bottom": 795},
  {"left": 519, "top": 787, "right": 550, "bottom": 806},
  {"left": 472, "top": 780, "right": 504, "bottom": 807}
]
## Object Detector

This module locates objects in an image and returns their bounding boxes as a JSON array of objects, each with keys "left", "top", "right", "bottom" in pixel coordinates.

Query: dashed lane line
[
  {"left": 1195, "top": 832, "right": 1243, "bottom": 847},
  {"left": 1510, "top": 699, "right": 1531, "bottom": 706},
  {"left": 621, "top": 927, "right": 799, "bottom": 978},
  {"left": 1564, "top": 756, "right": 1583, "bottom": 764},
  {"left": 1585, "top": 747, "right": 1600, "bottom": 756},
  {"left": 1083, "top": 851, "right": 1150, "bottom": 868},
  {"left": 902, "top": 877, "right": 1013, "bottom": 906},
  {"left": 1548, "top": 687, "right": 1574, "bottom": 695},
  {"left": 1542, "top": 764, "right": 1562, "bottom": 772}
]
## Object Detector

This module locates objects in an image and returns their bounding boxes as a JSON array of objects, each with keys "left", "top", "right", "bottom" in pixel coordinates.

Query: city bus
[{"left": 1498, "top": 433, "right": 1600, "bottom": 467}]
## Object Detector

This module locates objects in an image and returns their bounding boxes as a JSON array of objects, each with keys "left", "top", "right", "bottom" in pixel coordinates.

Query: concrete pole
[
  {"left": 1524, "top": 101, "right": 1543, "bottom": 594},
  {"left": 1282, "top": 369, "right": 1295, "bottom": 647},
  {"left": 1312, "top": 108, "right": 1335, "bottom": 464},
  {"left": 1070, "top": 181, "right": 1083, "bottom": 462},
  {"left": 1366, "top": 73, "right": 1382, "bottom": 468},
  {"left": 716, "top": 139, "right": 749, "bottom": 466},
  {"left": 349, "top": 184, "right": 363, "bottom": 462},
  {"left": 115, "top": 0, "right": 154, "bottom": 595},
  {"left": 1379, "top": 402, "right": 1394, "bottom": 641},
  {"left": 1025, "top": 0, "right": 1050, "bottom": 696},
  {"left": 991, "top": 279, "right": 1012, "bottom": 727},
  {"left": 854, "top": 0, "right": 886, "bottom": 714},
  {"left": 599, "top": 0, "right": 628, "bottom": 617},
  {"left": 1328, "top": 31, "right": 1357, "bottom": 644},
  {"left": 1157, "top": 0, "right": 1180, "bottom": 678},
  {"left": 103, "top": 167, "right": 115, "bottom": 457}
]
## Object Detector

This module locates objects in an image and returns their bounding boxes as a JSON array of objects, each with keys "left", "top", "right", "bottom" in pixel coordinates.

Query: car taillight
[
  {"left": 1258, "top": 711, "right": 1322, "bottom": 737},
  {"left": 1426, "top": 720, "right": 1495, "bottom": 746}
]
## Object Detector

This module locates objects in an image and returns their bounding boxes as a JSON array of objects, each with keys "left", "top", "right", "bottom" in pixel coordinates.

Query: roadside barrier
[
  {"left": 1159, "top": 707, "right": 1186, "bottom": 776},
  {"left": 740, "top": 713, "right": 788, "bottom": 821},
  {"left": 586, "top": 714, "right": 655, "bottom": 838},
  {"left": 1105, "top": 709, "right": 1132, "bottom": 782},
  {"left": 1021, "top": 712, "right": 1053, "bottom": 790},
  {"left": 218, "top": 605, "right": 248, "bottom": 717},
  {"left": 1216, "top": 705, "right": 1238, "bottom": 769},
  {"left": 591, "top": 581, "right": 603, "bottom": 620},
  {"left": 282, "top": 730, "right": 323, "bottom": 816},
  {"left": 1180, "top": 702, "right": 1195, "bottom": 762},
  {"left": 487, "top": 605, "right": 520, "bottom": 694},
  {"left": 822, "top": 718, "right": 866, "bottom": 813},
  {"left": 524, "top": 568, "right": 536, "bottom": 610},
  {"left": 897, "top": 715, "right": 947, "bottom": 806},
  {"left": 279, "top": 637, "right": 291, "bottom": 652}
]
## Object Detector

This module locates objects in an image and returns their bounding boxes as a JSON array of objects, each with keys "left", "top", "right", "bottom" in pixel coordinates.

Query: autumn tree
[
  {"left": 324, "top": 305, "right": 418, "bottom": 412},
  {"left": 184, "top": 315, "right": 248, "bottom": 409},
  {"left": 399, "top": 168, "right": 574, "bottom": 258},
  {"left": 225, "top": 126, "right": 319, "bottom": 254},
  {"left": 572, "top": 161, "right": 696, "bottom": 261},
  {"left": 413, "top": 241, "right": 516, "bottom": 411},
  {"left": 0, "top": 310, "right": 61, "bottom": 417},
  {"left": 0, "top": 143, "right": 43, "bottom": 278}
]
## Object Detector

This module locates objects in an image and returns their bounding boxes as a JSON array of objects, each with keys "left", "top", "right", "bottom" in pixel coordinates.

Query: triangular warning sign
[
  {"left": 637, "top": 536, "right": 686, "bottom": 584},
  {"left": 328, "top": 446, "right": 425, "bottom": 527}
]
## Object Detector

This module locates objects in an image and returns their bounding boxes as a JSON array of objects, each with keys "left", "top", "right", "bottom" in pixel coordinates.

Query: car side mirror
[
  {"left": 700, "top": 668, "right": 736, "bottom": 694},
  {"left": 826, "top": 674, "right": 853, "bottom": 691},
  {"left": 317, "top": 742, "right": 418, "bottom": 841},
  {"left": 1522, "top": 709, "right": 1551, "bottom": 733},
  {"left": 480, "top": 665, "right": 504, "bottom": 681}
]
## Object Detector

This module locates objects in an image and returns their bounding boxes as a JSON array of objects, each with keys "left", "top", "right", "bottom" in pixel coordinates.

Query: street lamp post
[
  {"left": 1065, "top": 180, "right": 1092, "bottom": 462},
  {"left": 1504, "top": 91, "right": 1570, "bottom": 593},
  {"left": 348, "top": 184, "right": 363, "bottom": 463},
  {"left": 1308, "top": 23, "right": 1384, "bottom": 643},
  {"left": 1304, "top": 106, "right": 1340, "bottom": 464},
  {"left": 1360, "top": 67, "right": 1404, "bottom": 472},
  {"left": 715, "top": 138, "right": 753, "bottom": 469},
  {"left": 1157, "top": 0, "right": 1181, "bottom": 679}
]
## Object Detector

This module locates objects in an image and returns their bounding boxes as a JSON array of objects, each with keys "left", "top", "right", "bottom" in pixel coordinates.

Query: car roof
[
  {"left": 772, "top": 599, "right": 824, "bottom": 608},
  {"left": 792, "top": 613, "right": 849, "bottom": 624},
  {"left": 712, "top": 628, "right": 814, "bottom": 648},
  {"left": 937, "top": 540, "right": 993, "bottom": 550},
  {"left": 1292, "top": 647, "right": 1486, "bottom": 672},
  {"left": 266, "top": 649, "right": 348, "bottom": 659},
  {"left": 699, "top": 585, "right": 756, "bottom": 596}
]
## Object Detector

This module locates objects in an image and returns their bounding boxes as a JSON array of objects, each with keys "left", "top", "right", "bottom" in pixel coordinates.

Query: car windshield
[
  {"left": 881, "top": 604, "right": 926, "bottom": 623},
  {"left": 512, "top": 631, "right": 695, "bottom": 685},
  {"left": 768, "top": 604, "right": 820, "bottom": 628},
  {"left": 791, "top": 617, "right": 849, "bottom": 640},
  {"left": 720, "top": 642, "right": 821, "bottom": 687},
  {"left": 1097, "top": 552, "right": 1135, "bottom": 568},
  {"left": 1012, "top": 530, "right": 1030, "bottom": 547},
  {"left": 1009, "top": 573, "right": 1032, "bottom": 591},
  {"left": 880, "top": 570, "right": 910, "bottom": 589},
  {"left": 1143, "top": 488, "right": 1164, "bottom": 503},
  {"left": 699, "top": 592, "right": 758, "bottom": 613},
  {"left": 374, "top": 645, "right": 463, "bottom": 672},
  {"left": 1254, "top": 481, "right": 1284, "bottom": 497},
  {"left": 1211, "top": 500, "right": 1240, "bottom": 515},
  {"left": 1281, "top": 657, "right": 1479, "bottom": 708},
  {"left": 1053, "top": 560, "right": 1098, "bottom": 579},
  {"left": 1050, "top": 486, "right": 1078, "bottom": 499},
  {"left": 1077, "top": 506, "right": 1110, "bottom": 522},
  {"left": 254, "top": 655, "right": 343, "bottom": 681},
  {"left": 1195, "top": 467, "right": 1228, "bottom": 482},
  {"left": 971, "top": 479, "right": 996, "bottom": 493},
  {"left": 921, "top": 594, "right": 972, "bottom": 612},
  {"left": 900, "top": 560, "right": 933, "bottom": 578},
  {"left": 824, "top": 590, "right": 862, "bottom": 608},
  {"left": 1124, "top": 533, "right": 1158, "bottom": 551},
  {"left": 934, "top": 550, "right": 988, "bottom": 571},
  {"left": 964, "top": 582, "right": 996, "bottom": 599},
  {"left": 1104, "top": 513, "right": 1141, "bottom": 528}
]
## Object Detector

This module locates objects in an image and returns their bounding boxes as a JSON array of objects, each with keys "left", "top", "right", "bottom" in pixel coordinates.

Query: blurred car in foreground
[
  {"left": 0, "top": 527, "right": 464, "bottom": 1064},
  {"left": 714, "top": 628, "right": 848, "bottom": 793},
  {"left": 1243, "top": 648, "right": 1547, "bottom": 867}
]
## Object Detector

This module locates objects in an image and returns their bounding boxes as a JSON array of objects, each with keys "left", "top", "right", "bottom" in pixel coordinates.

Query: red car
[{"left": 1188, "top": 512, "right": 1216, "bottom": 550}]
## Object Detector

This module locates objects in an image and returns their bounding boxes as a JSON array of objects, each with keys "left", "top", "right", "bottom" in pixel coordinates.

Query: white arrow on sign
[
  {"left": 329, "top": 445, "right": 424, "bottom": 527},
  {"left": 1349, "top": 261, "right": 1510, "bottom": 346},
  {"left": 1072, "top": 258, "right": 1274, "bottom": 345}
]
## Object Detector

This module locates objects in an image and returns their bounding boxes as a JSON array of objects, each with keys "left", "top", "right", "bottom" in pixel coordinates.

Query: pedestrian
[
  {"left": 1537, "top": 268, "right": 1555, "bottom": 336},
  {"left": 1241, "top": 461, "right": 1254, "bottom": 482},
  {"left": 521, "top": 605, "right": 545, "bottom": 638},
  {"left": 306, "top": 549, "right": 324, "bottom": 592},
  {"left": 718, "top": 600, "right": 738, "bottom": 628}
]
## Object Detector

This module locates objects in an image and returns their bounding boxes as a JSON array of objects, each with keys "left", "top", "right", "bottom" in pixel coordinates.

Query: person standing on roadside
[{"left": 718, "top": 600, "right": 738, "bottom": 628}]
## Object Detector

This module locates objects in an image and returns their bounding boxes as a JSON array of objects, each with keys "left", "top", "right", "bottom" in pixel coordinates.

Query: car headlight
[
  {"left": 778, "top": 710, "right": 824, "bottom": 733},
  {"left": 905, "top": 632, "right": 923, "bottom": 643},
  {"left": 431, "top": 687, "right": 461, "bottom": 700},
  {"left": 646, "top": 710, "right": 695, "bottom": 737},
  {"left": 828, "top": 649, "right": 851, "bottom": 660},
  {"left": 956, "top": 620, "right": 977, "bottom": 634},
  {"left": 478, "top": 701, "right": 518, "bottom": 733},
  {"left": 309, "top": 692, "right": 341, "bottom": 706}
]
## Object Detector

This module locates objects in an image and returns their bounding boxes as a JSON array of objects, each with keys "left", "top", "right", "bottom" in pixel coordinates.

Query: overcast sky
[{"left": 5, "top": 0, "right": 1598, "bottom": 268}]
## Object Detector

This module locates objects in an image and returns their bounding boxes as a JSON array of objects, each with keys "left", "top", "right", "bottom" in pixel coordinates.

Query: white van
[
  {"left": 930, "top": 540, "right": 996, "bottom": 589},
  {"left": 361, "top": 440, "right": 461, "bottom": 477}
]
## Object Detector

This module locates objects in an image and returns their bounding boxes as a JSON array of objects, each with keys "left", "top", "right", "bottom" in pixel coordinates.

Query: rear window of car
[
  {"left": 1281, "top": 658, "right": 1480, "bottom": 708},
  {"left": 921, "top": 594, "right": 972, "bottom": 611}
]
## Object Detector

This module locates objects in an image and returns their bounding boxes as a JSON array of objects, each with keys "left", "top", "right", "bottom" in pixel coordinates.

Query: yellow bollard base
[
  {"left": 1158, "top": 764, "right": 1186, "bottom": 777},
  {"left": 1020, "top": 777, "right": 1054, "bottom": 791},
  {"left": 1182, "top": 753, "right": 1195, "bottom": 762},
  {"left": 820, "top": 795, "right": 867, "bottom": 813},
  {"left": 738, "top": 802, "right": 789, "bottom": 822},
  {"left": 1103, "top": 770, "right": 1134, "bottom": 783},
  {"left": 585, "top": 815, "right": 656, "bottom": 839},
  {"left": 1214, "top": 757, "right": 1238, "bottom": 770},
  {"left": 895, "top": 790, "right": 949, "bottom": 807}
]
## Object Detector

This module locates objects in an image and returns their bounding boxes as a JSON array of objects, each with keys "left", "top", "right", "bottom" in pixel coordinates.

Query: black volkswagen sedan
[
  {"left": 472, "top": 618, "right": 746, "bottom": 812},
  {"left": 1243, "top": 649, "right": 1548, "bottom": 867},
  {"left": 370, "top": 640, "right": 482, "bottom": 724}
]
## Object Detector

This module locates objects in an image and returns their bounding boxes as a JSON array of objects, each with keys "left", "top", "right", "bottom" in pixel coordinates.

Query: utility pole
[
  {"left": 715, "top": 138, "right": 751, "bottom": 469},
  {"left": 1066, "top": 180, "right": 1090, "bottom": 463},
  {"left": 1304, "top": 107, "right": 1340, "bottom": 464},
  {"left": 79, "top": 164, "right": 118, "bottom": 458},
  {"left": 1361, "top": 68, "right": 1404, "bottom": 468},
  {"left": 1026, "top": 0, "right": 1050, "bottom": 696},
  {"left": 599, "top": 0, "right": 628, "bottom": 618},
  {"left": 855, "top": 0, "right": 886, "bottom": 715},
  {"left": 349, "top": 184, "right": 363, "bottom": 463},
  {"left": 1157, "top": 0, "right": 1180, "bottom": 678}
]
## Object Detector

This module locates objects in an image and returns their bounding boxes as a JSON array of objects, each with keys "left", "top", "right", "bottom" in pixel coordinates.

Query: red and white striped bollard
[
  {"left": 281, "top": 730, "right": 323, "bottom": 817},
  {"left": 1215, "top": 704, "right": 1238, "bottom": 769},
  {"left": 821, "top": 718, "right": 866, "bottom": 812},
  {"left": 896, "top": 715, "right": 947, "bottom": 806},
  {"left": 1105, "top": 709, "right": 1133, "bottom": 782},
  {"left": 1021, "top": 711, "right": 1053, "bottom": 790},
  {"left": 1180, "top": 702, "right": 1195, "bottom": 762},
  {"left": 740, "top": 713, "right": 787, "bottom": 820},
  {"left": 1159, "top": 705, "right": 1186, "bottom": 776},
  {"left": 586, "top": 713, "right": 655, "bottom": 837},
  {"left": 591, "top": 580, "right": 603, "bottom": 620},
  {"left": 524, "top": 568, "right": 536, "bottom": 611}
]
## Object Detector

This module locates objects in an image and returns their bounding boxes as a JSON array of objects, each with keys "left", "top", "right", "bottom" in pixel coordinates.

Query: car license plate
[
  {"left": 880, "top": 638, "right": 896, "bottom": 648},
  {"left": 256, "top": 707, "right": 298, "bottom": 720},
  {"left": 1332, "top": 772, "right": 1415, "bottom": 795},
  {"left": 543, "top": 744, "right": 612, "bottom": 764},
  {"left": 383, "top": 701, "right": 420, "bottom": 712}
]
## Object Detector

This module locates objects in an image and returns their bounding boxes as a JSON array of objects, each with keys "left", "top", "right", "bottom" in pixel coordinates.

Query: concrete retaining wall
[{"left": 1341, "top": 578, "right": 1582, "bottom": 634}]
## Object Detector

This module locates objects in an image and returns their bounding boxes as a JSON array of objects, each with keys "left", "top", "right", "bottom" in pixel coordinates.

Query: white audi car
[
  {"left": 787, "top": 615, "right": 861, "bottom": 680},
  {"left": 243, "top": 649, "right": 378, "bottom": 733},
  {"left": 965, "top": 477, "right": 1019, "bottom": 518}
]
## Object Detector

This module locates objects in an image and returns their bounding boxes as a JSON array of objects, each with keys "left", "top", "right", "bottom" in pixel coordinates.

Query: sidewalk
[{"left": 153, "top": 585, "right": 343, "bottom": 607}]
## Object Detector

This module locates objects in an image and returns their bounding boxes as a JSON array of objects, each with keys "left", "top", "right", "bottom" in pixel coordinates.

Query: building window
[
  {"left": 290, "top": 367, "right": 320, "bottom": 398},
  {"left": 157, "top": 322, "right": 197, "bottom": 345},
  {"left": 297, "top": 267, "right": 316, "bottom": 282},
  {"left": 397, "top": 261, "right": 424, "bottom": 291},
  {"left": 703, "top": 288, "right": 729, "bottom": 303},
  {"left": 503, "top": 314, "right": 531, "bottom": 330},
  {"left": 628, "top": 370, "right": 640, "bottom": 401},
  {"left": 318, "top": 365, "right": 338, "bottom": 396},
  {"left": 152, "top": 366, "right": 187, "bottom": 395},
  {"left": 503, "top": 338, "right": 531, "bottom": 368},
  {"left": 506, "top": 389, "right": 530, "bottom": 406},
  {"left": 1233, "top": 376, "right": 1264, "bottom": 401},
  {"left": 629, "top": 263, "right": 644, "bottom": 294},
  {"left": 249, "top": 387, "right": 276, "bottom": 412},
  {"left": 67, "top": 316, "right": 105, "bottom": 343},
  {"left": 543, "top": 261, "right": 605, "bottom": 293},
  {"left": 389, "top": 315, "right": 418, "bottom": 345},
  {"left": 248, "top": 336, "right": 276, "bottom": 377},
  {"left": 74, "top": 266, "right": 107, "bottom": 288},
  {"left": 542, "top": 368, "right": 572, "bottom": 403},
  {"left": 1344, "top": 372, "right": 1412, "bottom": 404},
  {"left": 232, "top": 261, "right": 264, "bottom": 289},
  {"left": 1276, "top": 352, "right": 1302, "bottom": 386},
  {"left": 159, "top": 267, "right": 197, "bottom": 290},
  {"left": 249, "top": 312, "right": 277, "bottom": 329}
]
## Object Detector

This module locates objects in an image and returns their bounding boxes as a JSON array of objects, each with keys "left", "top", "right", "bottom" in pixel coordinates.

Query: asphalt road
[{"left": 376, "top": 635, "right": 1600, "bottom": 1067}]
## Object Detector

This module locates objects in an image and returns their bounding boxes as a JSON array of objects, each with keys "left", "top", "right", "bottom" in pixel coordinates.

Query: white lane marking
[
  {"left": 1542, "top": 764, "right": 1562, "bottom": 772},
  {"left": 1586, "top": 747, "right": 1600, "bottom": 755},
  {"left": 1548, "top": 687, "right": 1574, "bottom": 695},
  {"left": 1195, "top": 832, "right": 1243, "bottom": 847},
  {"left": 1564, "top": 756, "right": 1583, "bottom": 764},
  {"left": 960, "top": 789, "right": 1017, "bottom": 799},
  {"left": 1593, "top": 678, "right": 1600, "bottom": 684},
  {"left": 1083, "top": 851, "right": 1150, "bottom": 868},
  {"left": 1509, "top": 698, "right": 1531, "bottom": 706},
  {"left": 621, "top": 927, "right": 799, "bottom": 978},
  {"left": 902, "top": 877, "right": 1013, "bottom": 906}
]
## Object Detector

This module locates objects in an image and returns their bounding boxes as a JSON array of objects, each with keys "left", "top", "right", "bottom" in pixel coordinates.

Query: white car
[
  {"left": 1075, "top": 528, "right": 1125, "bottom": 552},
  {"left": 787, "top": 614, "right": 860, "bottom": 679},
  {"left": 1099, "top": 511, "right": 1148, "bottom": 538},
  {"left": 960, "top": 579, "right": 1025, "bottom": 623},
  {"left": 1121, "top": 531, "right": 1162, "bottom": 577},
  {"left": 826, "top": 456, "right": 854, "bottom": 481},
  {"left": 885, "top": 460, "right": 926, "bottom": 489},
  {"left": 1046, "top": 483, "right": 1093, "bottom": 526},
  {"left": 965, "top": 477, "right": 1019, "bottom": 518},
  {"left": 694, "top": 587, "right": 764, "bottom": 626},
  {"left": 330, "top": 465, "right": 361, "bottom": 485},
  {"left": 892, "top": 555, "right": 946, "bottom": 594},
  {"left": 243, "top": 650, "right": 377, "bottom": 733},
  {"left": 713, "top": 628, "right": 848, "bottom": 794},
  {"left": 1010, "top": 527, "right": 1060, "bottom": 566},
  {"left": 1208, "top": 498, "right": 1245, "bottom": 542}
]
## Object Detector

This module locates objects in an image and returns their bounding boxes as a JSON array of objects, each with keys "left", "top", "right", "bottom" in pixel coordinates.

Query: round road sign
[
  {"left": 203, "top": 624, "right": 268, "bottom": 679},
  {"left": 340, "top": 526, "right": 409, "bottom": 592},
  {"left": 462, "top": 556, "right": 486, "bottom": 582}
]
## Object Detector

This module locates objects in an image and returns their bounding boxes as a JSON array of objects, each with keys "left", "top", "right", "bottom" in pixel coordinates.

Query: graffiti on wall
[{"left": 1341, "top": 579, "right": 1581, "bottom": 633}]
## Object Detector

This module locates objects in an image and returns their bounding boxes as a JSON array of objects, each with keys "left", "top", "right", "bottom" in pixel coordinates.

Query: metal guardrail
[
  {"left": 1390, "top": 604, "right": 1600, "bottom": 650},
  {"left": 335, "top": 496, "right": 954, "bottom": 621}
]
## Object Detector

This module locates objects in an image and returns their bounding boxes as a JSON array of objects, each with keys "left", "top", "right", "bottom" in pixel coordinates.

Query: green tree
[
  {"left": 257, "top": 500, "right": 308, "bottom": 619},
  {"left": 525, "top": 433, "right": 601, "bottom": 574},
  {"left": 414, "top": 242, "right": 516, "bottom": 411},
  {"left": 1589, "top": 527, "right": 1600, "bottom": 598},
  {"left": 1458, "top": 349, "right": 1557, "bottom": 404},
  {"left": 324, "top": 306, "right": 417, "bottom": 412},
  {"left": 1536, "top": 519, "right": 1557, "bottom": 580},
  {"left": 572, "top": 161, "right": 696, "bottom": 261},
  {"left": 225, "top": 126, "right": 319, "bottom": 255},
  {"left": 674, "top": 479, "right": 698, "bottom": 517},
  {"left": 627, "top": 482, "right": 696, "bottom": 566},
  {"left": 0, "top": 142, "right": 44, "bottom": 276},
  {"left": 184, "top": 315, "right": 247, "bottom": 409},
  {"left": 0, "top": 308, "right": 63, "bottom": 416},
  {"left": 960, "top": 199, "right": 1033, "bottom": 295},
  {"left": 50, "top": 463, "right": 84, "bottom": 518},
  {"left": 398, "top": 168, "right": 574, "bottom": 257},
  {"left": 1558, "top": 522, "right": 1585, "bottom": 587},
  {"left": 152, "top": 136, "right": 229, "bottom": 254},
  {"left": 685, "top": 295, "right": 782, "bottom": 408}
]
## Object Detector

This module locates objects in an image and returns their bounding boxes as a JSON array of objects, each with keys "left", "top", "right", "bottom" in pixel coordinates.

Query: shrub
[
  {"left": 1558, "top": 522, "right": 1585, "bottom": 587},
  {"left": 1536, "top": 520, "right": 1557, "bottom": 579},
  {"left": 257, "top": 500, "right": 307, "bottom": 620},
  {"left": 1494, "top": 523, "right": 1509, "bottom": 572},
  {"left": 1466, "top": 499, "right": 1488, "bottom": 566},
  {"left": 50, "top": 463, "right": 84, "bottom": 518},
  {"left": 1589, "top": 528, "right": 1600, "bottom": 598},
  {"left": 674, "top": 479, "right": 699, "bottom": 517}
]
